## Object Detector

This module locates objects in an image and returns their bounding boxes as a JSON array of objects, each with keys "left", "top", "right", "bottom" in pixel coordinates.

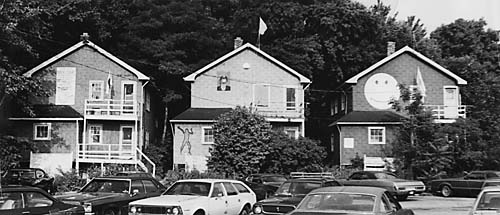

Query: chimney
[
  {"left": 80, "top": 32, "right": 90, "bottom": 43},
  {"left": 387, "top": 41, "right": 396, "bottom": 56},
  {"left": 234, "top": 37, "right": 243, "bottom": 49}
]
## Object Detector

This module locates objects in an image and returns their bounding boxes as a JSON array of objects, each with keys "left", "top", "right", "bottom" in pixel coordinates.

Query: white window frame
[
  {"left": 253, "top": 84, "right": 270, "bottom": 107},
  {"left": 89, "top": 80, "right": 104, "bottom": 100},
  {"left": 121, "top": 81, "right": 137, "bottom": 102},
  {"left": 284, "top": 127, "right": 299, "bottom": 139},
  {"left": 33, "top": 123, "right": 51, "bottom": 140},
  {"left": 285, "top": 87, "right": 296, "bottom": 110},
  {"left": 368, "top": 127, "right": 386, "bottom": 144},
  {"left": 202, "top": 126, "right": 214, "bottom": 144},
  {"left": 89, "top": 124, "right": 103, "bottom": 144}
]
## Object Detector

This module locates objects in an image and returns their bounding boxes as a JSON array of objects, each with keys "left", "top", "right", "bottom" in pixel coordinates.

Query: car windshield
[
  {"left": 164, "top": 182, "right": 211, "bottom": 196},
  {"left": 262, "top": 176, "right": 287, "bottom": 183},
  {"left": 374, "top": 173, "right": 397, "bottom": 179},
  {"left": 81, "top": 179, "right": 130, "bottom": 193},
  {"left": 476, "top": 191, "right": 500, "bottom": 210},
  {"left": 275, "top": 181, "right": 321, "bottom": 196},
  {"left": 297, "top": 192, "right": 376, "bottom": 212}
]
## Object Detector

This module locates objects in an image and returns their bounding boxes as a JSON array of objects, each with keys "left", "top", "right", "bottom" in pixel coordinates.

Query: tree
[
  {"left": 0, "top": 135, "right": 33, "bottom": 171},
  {"left": 207, "top": 106, "right": 272, "bottom": 177}
]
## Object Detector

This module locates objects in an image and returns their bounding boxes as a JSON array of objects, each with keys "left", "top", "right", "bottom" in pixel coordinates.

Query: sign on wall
[
  {"left": 344, "top": 138, "right": 354, "bottom": 148},
  {"left": 55, "top": 67, "right": 76, "bottom": 105}
]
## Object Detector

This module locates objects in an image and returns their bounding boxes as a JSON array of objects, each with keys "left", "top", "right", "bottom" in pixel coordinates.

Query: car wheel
[
  {"left": 103, "top": 208, "right": 118, "bottom": 215},
  {"left": 441, "top": 185, "right": 453, "bottom": 197},
  {"left": 239, "top": 206, "right": 250, "bottom": 215}
]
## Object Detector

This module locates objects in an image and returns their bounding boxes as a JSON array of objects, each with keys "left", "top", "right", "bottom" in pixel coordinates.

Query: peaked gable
[
  {"left": 24, "top": 41, "right": 149, "bottom": 80},
  {"left": 346, "top": 46, "right": 466, "bottom": 85},
  {"left": 184, "top": 43, "right": 310, "bottom": 84}
]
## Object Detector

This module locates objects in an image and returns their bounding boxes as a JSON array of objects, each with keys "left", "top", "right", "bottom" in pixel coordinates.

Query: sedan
[
  {"left": 430, "top": 170, "right": 500, "bottom": 197},
  {"left": 287, "top": 186, "right": 415, "bottom": 215},
  {"left": 469, "top": 186, "right": 500, "bottom": 215},
  {"left": 0, "top": 185, "right": 84, "bottom": 215}
]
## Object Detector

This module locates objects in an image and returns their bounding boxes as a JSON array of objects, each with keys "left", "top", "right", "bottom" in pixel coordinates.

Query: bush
[{"left": 159, "top": 169, "right": 228, "bottom": 187}]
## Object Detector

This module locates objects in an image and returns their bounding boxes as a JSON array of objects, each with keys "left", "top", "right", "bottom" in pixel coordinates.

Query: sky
[{"left": 355, "top": 0, "right": 500, "bottom": 34}]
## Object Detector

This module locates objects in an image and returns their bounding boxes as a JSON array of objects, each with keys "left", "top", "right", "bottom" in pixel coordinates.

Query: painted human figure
[{"left": 178, "top": 126, "right": 193, "bottom": 154}]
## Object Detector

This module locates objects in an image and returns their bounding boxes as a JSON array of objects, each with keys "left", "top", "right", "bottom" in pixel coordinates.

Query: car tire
[
  {"left": 103, "top": 208, "right": 118, "bottom": 215},
  {"left": 441, "top": 185, "right": 453, "bottom": 197},
  {"left": 194, "top": 210, "right": 205, "bottom": 215},
  {"left": 239, "top": 205, "right": 250, "bottom": 215}
]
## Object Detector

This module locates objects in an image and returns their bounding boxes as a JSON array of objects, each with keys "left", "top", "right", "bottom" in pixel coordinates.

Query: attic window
[{"left": 217, "top": 76, "right": 231, "bottom": 91}]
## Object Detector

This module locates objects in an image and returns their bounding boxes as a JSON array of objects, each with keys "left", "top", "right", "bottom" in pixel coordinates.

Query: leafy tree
[
  {"left": 261, "top": 131, "right": 326, "bottom": 174},
  {"left": 207, "top": 106, "right": 272, "bottom": 177},
  {"left": 0, "top": 135, "right": 33, "bottom": 171}
]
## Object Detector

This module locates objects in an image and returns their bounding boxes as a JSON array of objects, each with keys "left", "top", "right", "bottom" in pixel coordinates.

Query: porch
[
  {"left": 84, "top": 99, "right": 139, "bottom": 120},
  {"left": 424, "top": 105, "right": 466, "bottom": 122}
]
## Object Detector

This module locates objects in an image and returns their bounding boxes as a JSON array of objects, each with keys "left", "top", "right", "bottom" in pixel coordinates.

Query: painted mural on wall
[{"left": 178, "top": 126, "right": 193, "bottom": 154}]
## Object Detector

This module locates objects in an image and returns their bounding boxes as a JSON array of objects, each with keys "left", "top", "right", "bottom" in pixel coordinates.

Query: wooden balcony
[
  {"left": 254, "top": 107, "right": 304, "bottom": 119},
  {"left": 424, "top": 105, "right": 466, "bottom": 122},
  {"left": 84, "top": 99, "right": 139, "bottom": 120}
]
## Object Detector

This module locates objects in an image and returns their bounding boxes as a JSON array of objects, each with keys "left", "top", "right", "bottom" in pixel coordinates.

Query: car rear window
[
  {"left": 276, "top": 182, "right": 322, "bottom": 195},
  {"left": 233, "top": 183, "right": 250, "bottom": 193}
]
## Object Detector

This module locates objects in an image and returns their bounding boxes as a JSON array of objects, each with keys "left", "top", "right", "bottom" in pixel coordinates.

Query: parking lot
[{"left": 401, "top": 195, "right": 475, "bottom": 215}]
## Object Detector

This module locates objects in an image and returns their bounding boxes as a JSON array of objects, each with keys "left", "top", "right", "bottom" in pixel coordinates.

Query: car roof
[
  {"left": 482, "top": 186, "right": 500, "bottom": 192},
  {"left": 287, "top": 178, "right": 336, "bottom": 182},
  {"left": 0, "top": 185, "right": 47, "bottom": 192},
  {"left": 176, "top": 178, "right": 244, "bottom": 183},
  {"left": 310, "top": 186, "right": 386, "bottom": 195},
  {"left": 8, "top": 168, "right": 43, "bottom": 171},
  {"left": 251, "top": 173, "right": 285, "bottom": 177},
  {"left": 93, "top": 175, "right": 156, "bottom": 180}
]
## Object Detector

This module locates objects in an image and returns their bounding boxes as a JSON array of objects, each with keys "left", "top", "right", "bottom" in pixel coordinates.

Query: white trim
[
  {"left": 345, "top": 46, "right": 467, "bottom": 85},
  {"left": 334, "top": 122, "right": 402, "bottom": 125},
  {"left": 170, "top": 120, "right": 216, "bottom": 123},
  {"left": 120, "top": 125, "right": 135, "bottom": 150},
  {"left": 265, "top": 118, "right": 304, "bottom": 122},
  {"left": 121, "top": 81, "right": 137, "bottom": 102},
  {"left": 368, "top": 127, "right": 386, "bottom": 145},
  {"left": 24, "top": 41, "right": 149, "bottom": 80},
  {"left": 184, "top": 43, "right": 311, "bottom": 84},
  {"left": 201, "top": 126, "right": 214, "bottom": 144},
  {"left": 89, "top": 80, "right": 104, "bottom": 100},
  {"left": 33, "top": 123, "right": 51, "bottom": 140},
  {"left": 88, "top": 124, "right": 103, "bottom": 144},
  {"left": 9, "top": 118, "right": 83, "bottom": 121}
]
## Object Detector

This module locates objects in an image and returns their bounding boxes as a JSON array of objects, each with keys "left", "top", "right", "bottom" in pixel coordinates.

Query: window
[
  {"left": 89, "top": 81, "right": 104, "bottom": 100},
  {"left": 202, "top": 127, "right": 214, "bottom": 144},
  {"left": 284, "top": 127, "right": 299, "bottom": 139},
  {"left": 211, "top": 183, "right": 225, "bottom": 197},
  {"left": 131, "top": 180, "right": 145, "bottom": 194},
  {"left": 25, "top": 192, "right": 53, "bottom": 208},
  {"left": 0, "top": 191, "right": 23, "bottom": 210},
  {"left": 233, "top": 183, "right": 250, "bottom": 193},
  {"left": 143, "top": 180, "right": 159, "bottom": 193},
  {"left": 368, "top": 127, "right": 386, "bottom": 144},
  {"left": 89, "top": 125, "right": 102, "bottom": 144},
  {"left": 254, "top": 85, "right": 270, "bottom": 107},
  {"left": 223, "top": 182, "right": 238, "bottom": 196},
  {"left": 217, "top": 75, "right": 231, "bottom": 91},
  {"left": 34, "top": 123, "right": 51, "bottom": 140},
  {"left": 286, "top": 88, "right": 296, "bottom": 110},
  {"left": 330, "top": 98, "right": 338, "bottom": 115}
]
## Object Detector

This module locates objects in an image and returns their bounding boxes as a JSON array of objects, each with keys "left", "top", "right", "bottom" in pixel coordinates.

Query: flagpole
[{"left": 257, "top": 33, "right": 261, "bottom": 49}]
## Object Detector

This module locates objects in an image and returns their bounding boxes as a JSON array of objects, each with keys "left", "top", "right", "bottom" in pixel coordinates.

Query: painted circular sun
[{"left": 364, "top": 73, "right": 400, "bottom": 110}]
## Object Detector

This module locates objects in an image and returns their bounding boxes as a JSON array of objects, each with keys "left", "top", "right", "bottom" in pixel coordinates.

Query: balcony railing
[
  {"left": 84, "top": 99, "right": 138, "bottom": 118},
  {"left": 423, "top": 105, "right": 466, "bottom": 119},
  {"left": 77, "top": 143, "right": 135, "bottom": 161},
  {"left": 254, "top": 106, "right": 304, "bottom": 119}
]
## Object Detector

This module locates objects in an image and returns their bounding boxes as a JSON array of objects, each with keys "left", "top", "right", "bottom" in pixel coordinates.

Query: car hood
[
  {"left": 289, "top": 210, "right": 375, "bottom": 215},
  {"left": 55, "top": 192, "right": 126, "bottom": 203},
  {"left": 130, "top": 195, "right": 205, "bottom": 206},
  {"left": 257, "top": 195, "right": 305, "bottom": 206}
]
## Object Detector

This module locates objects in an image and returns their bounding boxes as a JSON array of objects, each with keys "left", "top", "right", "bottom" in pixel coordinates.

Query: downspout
[
  {"left": 139, "top": 80, "right": 150, "bottom": 151},
  {"left": 170, "top": 121, "right": 175, "bottom": 170}
]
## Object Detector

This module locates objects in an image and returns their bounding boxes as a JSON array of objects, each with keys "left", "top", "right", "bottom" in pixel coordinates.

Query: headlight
[
  {"left": 83, "top": 203, "right": 92, "bottom": 213},
  {"left": 253, "top": 206, "right": 262, "bottom": 214},
  {"left": 172, "top": 207, "right": 180, "bottom": 214},
  {"left": 130, "top": 206, "right": 137, "bottom": 213}
]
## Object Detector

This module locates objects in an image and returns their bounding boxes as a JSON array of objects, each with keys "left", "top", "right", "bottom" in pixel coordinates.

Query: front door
[
  {"left": 121, "top": 82, "right": 136, "bottom": 115},
  {"left": 120, "top": 126, "right": 134, "bottom": 158},
  {"left": 443, "top": 86, "right": 459, "bottom": 118}
]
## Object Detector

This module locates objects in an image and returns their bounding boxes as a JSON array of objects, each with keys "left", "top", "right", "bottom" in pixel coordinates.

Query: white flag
[
  {"left": 259, "top": 17, "right": 267, "bottom": 35},
  {"left": 106, "top": 70, "right": 113, "bottom": 95}
]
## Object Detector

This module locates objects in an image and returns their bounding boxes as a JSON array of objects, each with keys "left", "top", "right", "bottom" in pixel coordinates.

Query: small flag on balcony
[
  {"left": 416, "top": 67, "right": 426, "bottom": 98},
  {"left": 106, "top": 70, "right": 113, "bottom": 95},
  {"left": 259, "top": 17, "right": 267, "bottom": 35}
]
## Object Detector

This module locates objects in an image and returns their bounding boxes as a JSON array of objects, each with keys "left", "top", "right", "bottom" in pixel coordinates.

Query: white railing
[
  {"left": 254, "top": 107, "right": 304, "bottom": 118},
  {"left": 84, "top": 99, "right": 138, "bottom": 116},
  {"left": 423, "top": 105, "right": 467, "bottom": 119},
  {"left": 136, "top": 147, "right": 156, "bottom": 177},
  {"left": 77, "top": 143, "right": 135, "bottom": 160}
]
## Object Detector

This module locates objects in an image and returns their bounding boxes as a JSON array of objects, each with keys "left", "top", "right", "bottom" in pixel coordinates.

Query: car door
[
  {"left": 209, "top": 182, "right": 228, "bottom": 215},
  {"left": 0, "top": 191, "right": 25, "bottom": 215},
  {"left": 466, "top": 173, "right": 486, "bottom": 196},
  {"left": 223, "top": 182, "right": 241, "bottom": 214}
]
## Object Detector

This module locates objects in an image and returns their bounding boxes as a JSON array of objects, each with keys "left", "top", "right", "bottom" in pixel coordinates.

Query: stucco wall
[{"left": 173, "top": 123, "right": 214, "bottom": 172}]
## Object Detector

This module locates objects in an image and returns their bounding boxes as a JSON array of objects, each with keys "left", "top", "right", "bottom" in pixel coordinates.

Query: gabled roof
[
  {"left": 345, "top": 46, "right": 467, "bottom": 85},
  {"left": 11, "top": 105, "right": 82, "bottom": 119},
  {"left": 329, "top": 111, "right": 405, "bottom": 126},
  {"left": 184, "top": 43, "right": 311, "bottom": 84},
  {"left": 24, "top": 40, "right": 149, "bottom": 80},
  {"left": 170, "top": 108, "right": 233, "bottom": 122}
]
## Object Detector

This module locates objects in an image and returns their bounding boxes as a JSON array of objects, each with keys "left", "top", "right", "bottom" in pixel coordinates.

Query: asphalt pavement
[{"left": 401, "top": 195, "right": 475, "bottom": 215}]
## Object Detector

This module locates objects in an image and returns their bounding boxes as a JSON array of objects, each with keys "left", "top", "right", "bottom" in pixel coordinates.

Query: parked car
[
  {"left": 287, "top": 186, "right": 414, "bottom": 215},
  {"left": 0, "top": 185, "right": 85, "bottom": 215},
  {"left": 430, "top": 170, "right": 500, "bottom": 197},
  {"left": 243, "top": 173, "right": 287, "bottom": 200},
  {"left": 128, "top": 179, "right": 256, "bottom": 215},
  {"left": 115, "top": 171, "right": 153, "bottom": 178},
  {"left": 1, "top": 168, "right": 55, "bottom": 194},
  {"left": 469, "top": 186, "right": 500, "bottom": 215},
  {"left": 55, "top": 175, "right": 165, "bottom": 215},
  {"left": 338, "top": 171, "right": 425, "bottom": 200},
  {"left": 252, "top": 177, "right": 342, "bottom": 214}
]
